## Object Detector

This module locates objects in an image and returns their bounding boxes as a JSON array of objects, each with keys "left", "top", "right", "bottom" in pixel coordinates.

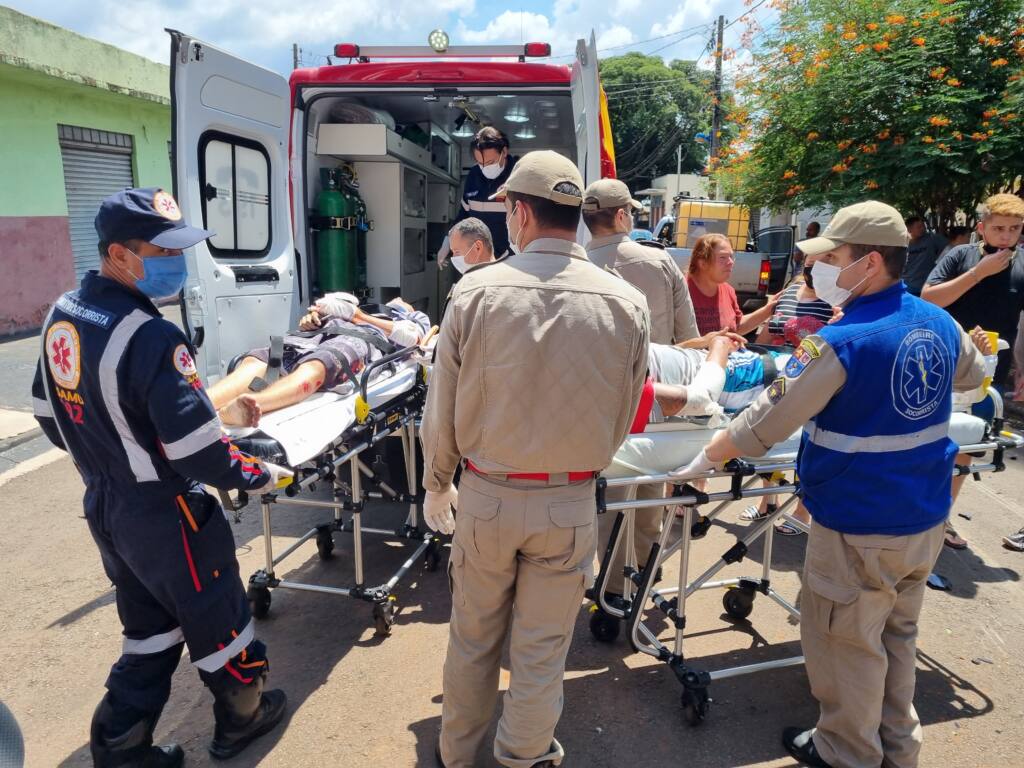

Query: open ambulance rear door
[
  {"left": 169, "top": 30, "right": 298, "bottom": 383},
  {"left": 571, "top": 31, "right": 602, "bottom": 242}
]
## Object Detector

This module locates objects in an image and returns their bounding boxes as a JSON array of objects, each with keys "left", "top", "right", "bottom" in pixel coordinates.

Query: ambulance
[{"left": 168, "top": 30, "right": 614, "bottom": 381}]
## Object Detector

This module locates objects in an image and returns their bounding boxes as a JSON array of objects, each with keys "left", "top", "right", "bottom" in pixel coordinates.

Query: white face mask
[
  {"left": 811, "top": 255, "right": 869, "bottom": 307},
  {"left": 450, "top": 253, "right": 469, "bottom": 274},
  {"left": 479, "top": 154, "right": 506, "bottom": 180},
  {"left": 506, "top": 205, "right": 523, "bottom": 254}
]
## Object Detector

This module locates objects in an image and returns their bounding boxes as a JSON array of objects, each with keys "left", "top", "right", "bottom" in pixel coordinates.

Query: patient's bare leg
[
  {"left": 207, "top": 356, "right": 269, "bottom": 409},
  {"left": 218, "top": 360, "right": 328, "bottom": 427},
  {"left": 654, "top": 383, "right": 688, "bottom": 417}
]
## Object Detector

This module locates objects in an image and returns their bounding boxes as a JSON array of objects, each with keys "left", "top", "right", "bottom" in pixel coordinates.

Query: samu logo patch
[{"left": 890, "top": 329, "right": 951, "bottom": 420}]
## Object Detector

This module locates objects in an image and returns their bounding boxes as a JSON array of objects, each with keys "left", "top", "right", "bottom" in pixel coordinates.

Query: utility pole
[
  {"left": 710, "top": 14, "right": 724, "bottom": 198},
  {"left": 292, "top": 43, "right": 300, "bottom": 70}
]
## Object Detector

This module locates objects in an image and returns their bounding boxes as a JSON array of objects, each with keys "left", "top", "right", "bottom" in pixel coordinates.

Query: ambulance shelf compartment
[{"left": 316, "top": 123, "right": 458, "bottom": 185}]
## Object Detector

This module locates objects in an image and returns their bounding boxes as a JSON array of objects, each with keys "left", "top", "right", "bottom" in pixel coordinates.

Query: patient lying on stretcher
[
  {"left": 649, "top": 335, "right": 792, "bottom": 423},
  {"left": 209, "top": 294, "right": 430, "bottom": 428}
]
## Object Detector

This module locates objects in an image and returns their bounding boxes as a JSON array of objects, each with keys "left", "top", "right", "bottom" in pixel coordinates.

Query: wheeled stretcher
[
  {"left": 223, "top": 346, "right": 439, "bottom": 637},
  {"left": 588, "top": 399, "right": 1023, "bottom": 725}
]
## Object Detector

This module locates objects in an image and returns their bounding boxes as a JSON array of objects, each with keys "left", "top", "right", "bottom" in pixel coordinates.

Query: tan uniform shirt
[
  {"left": 586, "top": 233, "right": 699, "bottom": 345},
  {"left": 421, "top": 237, "right": 651, "bottom": 491},
  {"left": 728, "top": 323, "right": 986, "bottom": 457}
]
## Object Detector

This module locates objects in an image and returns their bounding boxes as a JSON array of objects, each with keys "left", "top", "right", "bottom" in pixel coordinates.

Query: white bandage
[
  {"left": 316, "top": 292, "right": 359, "bottom": 320},
  {"left": 681, "top": 361, "right": 726, "bottom": 417},
  {"left": 388, "top": 319, "right": 422, "bottom": 347}
]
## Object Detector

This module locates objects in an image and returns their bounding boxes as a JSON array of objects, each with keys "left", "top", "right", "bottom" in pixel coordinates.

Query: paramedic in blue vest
[
  {"left": 448, "top": 126, "right": 518, "bottom": 258},
  {"left": 31, "top": 188, "right": 290, "bottom": 767},
  {"left": 671, "top": 201, "right": 986, "bottom": 768}
]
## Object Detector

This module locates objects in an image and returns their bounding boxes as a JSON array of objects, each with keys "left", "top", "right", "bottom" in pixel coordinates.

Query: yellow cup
[{"left": 982, "top": 330, "right": 999, "bottom": 391}]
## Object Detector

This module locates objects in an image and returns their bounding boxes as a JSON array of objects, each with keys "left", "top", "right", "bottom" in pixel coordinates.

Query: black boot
[
  {"left": 208, "top": 671, "right": 287, "bottom": 760},
  {"left": 90, "top": 699, "right": 183, "bottom": 768}
]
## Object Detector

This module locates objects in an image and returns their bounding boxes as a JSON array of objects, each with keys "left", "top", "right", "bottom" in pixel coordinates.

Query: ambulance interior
[{"left": 299, "top": 90, "right": 577, "bottom": 321}]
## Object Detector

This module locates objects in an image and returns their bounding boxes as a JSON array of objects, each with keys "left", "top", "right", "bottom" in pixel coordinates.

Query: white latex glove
[
  {"left": 388, "top": 319, "right": 422, "bottom": 348},
  {"left": 316, "top": 292, "right": 359, "bottom": 321},
  {"left": 257, "top": 462, "right": 294, "bottom": 492},
  {"left": 423, "top": 485, "right": 458, "bottom": 535},
  {"left": 668, "top": 448, "right": 720, "bottom": 480}
]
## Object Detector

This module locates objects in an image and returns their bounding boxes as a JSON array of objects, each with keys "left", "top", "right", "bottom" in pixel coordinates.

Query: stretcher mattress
[
  {"left": 225, "top": 361, "right": 420, "bottom": 466},
  {"left": 604, "top": 411, "right": 989, "bottom": 479}
]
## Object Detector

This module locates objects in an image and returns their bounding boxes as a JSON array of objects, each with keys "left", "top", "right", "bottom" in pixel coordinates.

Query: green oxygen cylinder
[
  {"left": 316, "top": 171, "right": 348, "bottom": 292},
  {"left": 338, "top": 183, "right": 358, "bottom": 291},
  {"left": 354, "top": 192, "right": 368, "bottom": 291}
]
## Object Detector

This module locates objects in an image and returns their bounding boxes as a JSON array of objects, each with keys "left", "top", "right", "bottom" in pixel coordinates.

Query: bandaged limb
[
  {"left": 681, "top": 360, "right": 726, "bottom": 418},
  {"left": 208, "top": 356, "right": 270, "bottom": 410},
  {"left": 218, "top": 359, "right": 328, "bottom": 427}
]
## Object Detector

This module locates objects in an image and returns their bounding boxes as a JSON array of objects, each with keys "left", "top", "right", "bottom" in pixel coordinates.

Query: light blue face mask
[{"left": 129, "top": 250, "right": 188, "bottom": 299}]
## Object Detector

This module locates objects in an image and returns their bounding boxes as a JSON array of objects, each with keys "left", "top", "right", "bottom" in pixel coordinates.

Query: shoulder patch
[
  {"left": 766, "top": 377, "right": 786, "bottom": 404},
  {"left": 173, "top": 344, "right": 198, "bottom": 376},
  {"left": 784, "top": 337, "right": 821, "bottom": 379},
  {"left": 46, "top": 321, "right": 81, "bottom": 390}
]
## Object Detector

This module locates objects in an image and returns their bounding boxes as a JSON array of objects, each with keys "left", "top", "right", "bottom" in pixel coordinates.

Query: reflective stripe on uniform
[
  {"left": 191, "top": 618, "right": 255, "bottom": 673},
  {"left": 33, "top": 397, "right": 52, "bottom": 417},
  {"left": 804, "top": 421, "right": 950, "bottom": 454},
  {"left": 465, "top": 199, "right": 507, "bottom": 213},
  {"left": 100, "top": 310, "right": 159, "bottom": 482},
  {"left": 122, "top": 626, "right": 185, "bottom": 655},
  {"left": 161, "top": 416, "right": 222, "bottom": 461}
]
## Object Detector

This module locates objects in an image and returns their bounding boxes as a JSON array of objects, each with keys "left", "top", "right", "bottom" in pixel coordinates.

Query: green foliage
[
  {"left": 599, "top": 52, "right": 716, "bottom": 184},
  {"left": 717, "top": 0, "right": 1024, "bottom": 227}
]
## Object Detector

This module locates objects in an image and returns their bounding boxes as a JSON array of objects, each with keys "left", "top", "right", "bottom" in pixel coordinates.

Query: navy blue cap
[{"left": 94, "top": 187, "right": 213, "bottom": 249}]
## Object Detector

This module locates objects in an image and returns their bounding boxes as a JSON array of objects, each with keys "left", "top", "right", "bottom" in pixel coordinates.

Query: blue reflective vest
[{"left": 798, "top": 282, "right": 961, "bottom": 535}]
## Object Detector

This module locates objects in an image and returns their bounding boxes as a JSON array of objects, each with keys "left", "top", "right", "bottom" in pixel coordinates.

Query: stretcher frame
[
  {"left": 234, "top": 347, "right": 440, "bottom": 637},
  {"left": 588, "top": 404, "right": 1023, "bottom": 726}
]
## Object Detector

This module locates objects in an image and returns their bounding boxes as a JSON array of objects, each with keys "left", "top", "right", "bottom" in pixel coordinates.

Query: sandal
[
  {"left": 740, "top": 503, "right": 777, "bottom": 522},
  {"left": 944, "top": 527, "right": 968, "bottom": 550},
  {"left": 775, "top": 521, "right": 804, "bottom": 536}
]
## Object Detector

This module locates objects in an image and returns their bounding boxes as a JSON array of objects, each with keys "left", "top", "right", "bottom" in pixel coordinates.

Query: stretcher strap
[
  {"left": 290, "top": 325, "right": 394, "bottom": 356},
  {"left": 760, "top": 353, "right": 778, "bottom": 387},
  {"left": 265, "top": 335, "right": 284, "bottom": 384}
]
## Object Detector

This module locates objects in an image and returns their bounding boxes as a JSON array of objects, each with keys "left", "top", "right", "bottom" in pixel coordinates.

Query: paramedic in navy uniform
[
  {"left": 31, "top": 188, "right": 289, "bottom": 767},
  {"left": 671, "top": 201, "right": 986, "bottom": 768},
  {"left": 449, "top": 126, "right": 518, "bottom": 257}
]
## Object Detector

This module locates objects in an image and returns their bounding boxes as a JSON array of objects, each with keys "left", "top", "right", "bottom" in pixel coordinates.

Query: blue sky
[{"left": 8, "top": 0, "right": 762, "bottom": 74}]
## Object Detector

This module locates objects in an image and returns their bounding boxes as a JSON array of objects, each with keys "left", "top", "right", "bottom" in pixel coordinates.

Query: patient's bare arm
[
  {"left": 208, "top": 356, "right": 270, "bottom": 410},
  {"left": 654, "top": 383, "right": 688, "bottom": 417}
]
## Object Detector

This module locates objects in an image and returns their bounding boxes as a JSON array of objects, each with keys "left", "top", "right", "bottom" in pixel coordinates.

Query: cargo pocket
[
  {"left": 447, "top": 540, "right": 466, "bottom": 608},
  {"left": 805, "top": 568, "right": 859, "bottom": 638},
  {"left": 176, "top": 491, "right": 234, "bottom": 594},
  {"left": 547, "top": 498, "right": 597, "bottom": 570},
  {"left": 459, "top": 486, "right": 500, "bottom": 558}
]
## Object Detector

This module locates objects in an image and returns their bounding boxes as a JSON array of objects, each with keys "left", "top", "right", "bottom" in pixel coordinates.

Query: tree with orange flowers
[{"left": 717, "top": 0, "right": 1024, "bottom": 229}]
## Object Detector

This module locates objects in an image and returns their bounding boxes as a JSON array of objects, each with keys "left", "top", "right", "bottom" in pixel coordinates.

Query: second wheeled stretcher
[
  {"left": 223, "top": 346, "right": 439, "bottom": 637},
  {"left": 588, "top": 397, "right": 1023, "bottom": 725}
]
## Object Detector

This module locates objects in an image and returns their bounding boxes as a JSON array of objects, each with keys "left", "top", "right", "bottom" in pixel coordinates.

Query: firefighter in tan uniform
[
  {"left": 583, "top": 178, "right": 701, "bottom": 600},
  {"left": 421, "top": 151, "right": 650, "bottom": 768},
  {"left": 671, "top": 202, "right": 986, "bottom": 768}
]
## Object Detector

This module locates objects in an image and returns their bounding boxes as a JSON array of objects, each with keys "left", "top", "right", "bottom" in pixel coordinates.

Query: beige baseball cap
[
  {"left": 797, "top": 200, "right": 910, "bottom": 256},
  {"left": 582, "top": 178, "right": 642, "bottom": 212},
  {"left": 490, "top": 150, "right": 584, "bottom": 206}
]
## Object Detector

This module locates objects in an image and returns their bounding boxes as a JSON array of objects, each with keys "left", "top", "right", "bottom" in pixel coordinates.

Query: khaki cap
[
  {"left": 490, "top": 150, "right": 583, "bottom": 206},
  {"left": 797, "top": 200, "right": 910, "bottom": 257},
  {"left": 582, "top": 178, "right": 642, "bottom": 212}
]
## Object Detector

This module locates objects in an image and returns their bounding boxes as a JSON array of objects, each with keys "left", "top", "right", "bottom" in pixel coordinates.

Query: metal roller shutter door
[{"left": 60, "top": 147, "right": 134, "bottom": 280}]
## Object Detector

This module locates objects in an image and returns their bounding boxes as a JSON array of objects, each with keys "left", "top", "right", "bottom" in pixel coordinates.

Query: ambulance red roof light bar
[{"left": 330, "top": 43, "right": 552, "bottom": 60}]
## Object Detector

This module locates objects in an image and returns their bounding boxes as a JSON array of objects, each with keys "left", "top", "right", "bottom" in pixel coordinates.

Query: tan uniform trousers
[
  {"left": 801, "top": 520, "right": 945, "bottom": 768},
  {"left": 440, "top": 469, "right": 596, "bottom": 768},
  {"left": 596, "top": 483, "right": 664, "bottom": 594}
]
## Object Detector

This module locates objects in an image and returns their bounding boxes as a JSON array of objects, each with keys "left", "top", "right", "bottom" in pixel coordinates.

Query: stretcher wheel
[
  {"left": 588, "top": 607, "right": 621, "bottom": 643},
  {"left": 316, "top": 527, "right": 335, "bottom": 560},
  {"left": 373, "top": 600, "right": 396, "bottom": 637},
  {"left": 722, "top": 587, "right": 755, "bottom": 620},
  {"left": 424, "top": 539, "right": 441, "bottom": 572},
  {"left": 681, "top": 687, "right": 710, "bottom": 726},
  {"left": 248, "top": 586, "right": 271, "bottom": 620}
]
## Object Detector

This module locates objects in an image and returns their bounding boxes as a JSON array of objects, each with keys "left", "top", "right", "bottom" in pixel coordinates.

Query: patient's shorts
[
  {"left": 719, "top": 350, "right": 791, "bottom": 412},
  {"left": 246, "top": 336, "right": 371, "bottom": 390}
]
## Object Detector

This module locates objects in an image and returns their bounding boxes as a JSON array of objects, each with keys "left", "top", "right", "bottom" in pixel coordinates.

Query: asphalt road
[{"left": 1, "top": 443, "right": 1022, "bottom": 767}]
